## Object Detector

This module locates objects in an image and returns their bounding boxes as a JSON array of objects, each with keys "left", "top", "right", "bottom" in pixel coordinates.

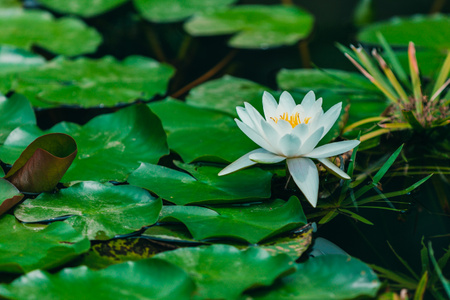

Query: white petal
[
  {"left": 263, "top": 91, "right": 278, "bottom": 120},
  {"left": 307, "top": 97, "right": 323, "bottom": 117},
  {"left": 235, "top": 119, "right": 276, "bottom": 153},
  {"left": 249, "top": 151, "right": 285, "bottom": 164},
  {"left": 218, "top": 148, "right": 266, "bottom": 176},
  {"left": 291, "top": 123, "right": 309, "bottom": 143},
  {"left": 317, "top": 158, "right": 350, "bottom": 179},
  {"left": 271, "top": 119, "right": 292, "bottom": 136},
  {"left": 236, "top": 106, "right": 255, "bottom": 129},
  {"left": 287, "top": 158, "right": 319, "bottom": 207},
  {"left": 279, "top": 91, "right": 296, "bottom": 112},
  {"left": 306, "top": 140, "right": 360, "bottom": 159},
  {"left": 278, "top": 134, "right": 301, "bottom": 157},
  {"left": 300, "top": 91, "right": 316, "bottom": 110},
  {"left": 320, "top": 102, "right": 342, "bottom": 139},
  {"left": 299, "top": 127, "right": 324, "bottom": 155},
  {"left": 244, "top": 102, "right": 264, "bottom": 133},
  {"left": 260, "top": 119, "right": 282, "bottom": 154}
]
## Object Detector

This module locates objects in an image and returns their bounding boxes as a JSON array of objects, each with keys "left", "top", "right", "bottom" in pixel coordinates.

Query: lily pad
[
  {"left": 37, "top": 0, "right": 128, "bottom": 17},
  {"left": 0, "top": 104, "right": 169, "bottom": 183},
  {"left": 0, "top": 46, "right": 45, "bottom": 94},
  {"left": 247, "top": 255, "right": 380, "bottom": 299},
  {"left": 128, "top": 161, "right": 272, "bottom": 205},
  {"left": 4, "top": 133, "right": 77, "bottom": 193},
  {"left": 14, "top": 181, "right": 162, "bottom": 240},
  {"left": 134, "top": 0, "right": 237, "bottom": 23},
  {"left": 0, "top": 179, "right": 23, "bottom": 216},
  {"left": 155, "top": 244, "right": 296, "bottom": 300},
  {"left": 186, "top": 75, "right": 269, "bottom": 117},
  {"left": 0, "top": 8, "right": 102, "bottom": 56},
  {"left": 357, "top": 14, "right": 450, "bottom": 50},
  {"left": 0, "top": 93, "right": 36, "bottom": 144},
  {"left": 185, "top": 5, "right": 314, "bottom": 49},
  {"left": 15, "top": 56, "right": 174, "bottom": 108},
  {"left": 158, "top": 197, "right": 306, "bottom": 244},
  {"left": 0, "top": 214, "right": 90, "bottom": 273},
  {"left": 0, "top": 259, "right": 195, "bottom": 299},
  {"left": 0, "top": 0, "right": 21, "bottom": 8}
]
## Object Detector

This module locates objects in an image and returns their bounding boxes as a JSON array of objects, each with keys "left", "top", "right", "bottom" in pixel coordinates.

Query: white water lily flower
[{"left": 218, "top": 91, "right": 360, "bottom": 207}]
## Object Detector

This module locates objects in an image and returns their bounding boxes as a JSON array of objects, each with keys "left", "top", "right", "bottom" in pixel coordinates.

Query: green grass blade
[
  {"left": 429, "top": 242, "right": 450, "bottom": 298},
  {"left": 388, "top": 240, "right": 419, "bottom": 280},
  {"left": 370, "top": 264, "right": 417, "bottom": 289},
  {"left": 338, "top": 208, "right": 373, "bottom": 225},
  {"left": 376, "top": 32, "right": 409, "bottom": 88},
  {"left": 414, "top": 271, "right": 428, "bottom": 300}
]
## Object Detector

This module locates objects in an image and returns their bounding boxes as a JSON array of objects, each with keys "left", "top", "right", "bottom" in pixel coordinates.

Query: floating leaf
[
  {"left": 0, "top": 8, "right": 102, "bottom": 56},
  {"left": 14, "top": 181, "right": 162, "bottom": 240},
  {"left": 0, "top": 0, "right": 21, "bottom": 8},
  {"left": 0, "top": 94, "right": 36, "bottom": 144},
  {"left": 185, "top": 5, "right": 314, "bottom": 49},
  {"left": 0, "top": 46, "right": 45, "bottom": 94},
  {"left": 4, "top": 133, "right": 77, "bottom": 193},
  {"left": 0, "top": 214, "right": 89, "bottom": 273},
  {"left": 0, "top": 104, "right": 169, "bottom": 183},
  {"left": 156, "top": 244, "right": 296, "bottom": 300},
  {"left": 247, "top": 255, "right": 381, "bottom": 299},
  {"left": 0, "top": 259, "right": 195, "bottom": 299},
  {"left": 134, "top": 0, "right": 237, "bottom": 23},
  {"left": 142, "top": 224, "right": 202, "bottom": 244},
  {"left": 357, "top": 14, "right": 450, "bottom": 50},
  {"left": 158, "top": 197, "right": 306, "bottom": 244},
  {"left": 37, "top": 0, "right": 128, "bottom": 17},
  {"left": 128, "top": 161, "right": 272, "bottom": 205},
  {"left": 0, "top": 179, "right": 23, "bottom": 216},
  {"left": 186, "top": 75, "right": 269, "bottom": 116},
  {"left": 15, "top": 56, "right": 174, "bottom": 108}
]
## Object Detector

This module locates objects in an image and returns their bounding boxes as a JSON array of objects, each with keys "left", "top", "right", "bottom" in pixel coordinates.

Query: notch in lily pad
[{"left": 4, "top": 133, "right": 77, "bottom": 193}]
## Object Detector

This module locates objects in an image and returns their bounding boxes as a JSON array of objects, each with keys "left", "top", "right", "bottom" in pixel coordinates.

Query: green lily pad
[
  {"left": 5, "top": 133, "right": 77, "bottom": 193},
  {"left": 0, "top": 179, "right": 23, "bottom": 216},
  {"left": 0, "top": 214, "right": 90, "bottom": 273},
  {"left": 0, "top": 259, "right": 195, "bottom": 299},
  {"left": 158, "top": 197, "right": 306, "bottom": 244},
  {"left": 186, "top": 75, "right": 269, "bottom": 117},
  {"left": 0, "top": 46, "right": 45, "bottom": 94},
  {"left": 37, "top": 0, "right": 128, "bottom": 17},
  {"left": 0, "top": 0, "right": 21, "bottom": 8},
  {"left": 14, "top": 181, "right": 162, "bottom": 240},
  {"left": 357, "top": 14, "right": 450, "bottom": 50},
  {"left": 247, "top": 255, "right": 380, "bottom": 299},
  {"left": 0, "top": 8, "right": 102, "bottom": 56},
  {"left": 128, "top": 161, "right": 272, "bottom": 205},
  {"left": 0, "top": 104, "right": 169, "bottom": 183},
  {"left": 149, "top": 98, "right": 256, "bottom": 163},
  {"left": 0, "top": 93, "right": 36, "bottom": 144},
  {"left": 15, "top": 56, "right": 174, "bottom": 108},
  {"left": 185, "top": 5, "right": 314, "bottom": 49},
  {"left": 155, "top": 244, "right": 296, "bottom": 300},
  {"left": 134, "top": 0, "right": 237, "bottom": 23},
  {"left": 142, "top": 224, "right": 202, "bottom": 244}
]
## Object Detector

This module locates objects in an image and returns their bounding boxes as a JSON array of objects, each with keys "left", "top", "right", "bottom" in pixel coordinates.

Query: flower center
[{"left": 271, "top": 112, "right": 311, "bottom": 128}]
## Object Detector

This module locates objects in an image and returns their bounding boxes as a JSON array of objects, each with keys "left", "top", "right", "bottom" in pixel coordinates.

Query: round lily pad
[
  {"left": 0, "top": 8, "right": 102, "bottom": 56},
  {"left": 128, "top": 161, "right": 272, "bottom": 205},
  {"left": 0, "top": 214, "right": 90, "bottom": 273},
  {"left": 247, "top": 255, "right": 380, "bottom": 299},
  {"left": 0, "top": 46, "right": 45, "bottom": 94},
  {"left": 155, "top": 244, "right": 296, "bottom": 300},
  {"left": 134, "top": 0, "right": 237, "bottom": 23},
  {"left": 37, "top": 0, "right": 128, "bottom": 17},
  {"left": 0, "top": 104, "right": 169, "bottom": 183},
  {"left": 15, "top": 56, "right": 174, "bottom": 108},
  {"left": 0, "top": 259, "right": 195, "bottom": 299},
  {"left": 184, "top": 5, "right": 314, "bottom": 49},
  {"left": 0, "top": 93, "right": 36, "bottom": 144},
  {"left": 157, "top": 197, "right": 307, "bottom": 244},
  {"left": 357, "top": 14, "right": 450, "bottom": 50},
  {"left": 14, "top": 181, "right": 162, "bottom": 240}
]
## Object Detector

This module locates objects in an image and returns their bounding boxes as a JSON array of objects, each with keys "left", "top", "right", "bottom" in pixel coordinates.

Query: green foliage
[
  {"left": 0, "top": 178, "right": 23, "bottom": 215},
  {"left": 185, "top": 5, "right": 314, "bottom": 49},
  {"left": 15, "top": 56, "right": 174, "bottom": 108},
  {"left": 0, "top": 8, "right": 101, "bottom": 56},
  {"left": 0, "top": 94, "right": 36, "bottom": 144},
  {"left": 0, "top": 215, "right": 90, "bottom": 273},
  {"left": 14, "top": 181, "right": 162, "bottom": 240},
  {"left": 37, "top": 0, "right": 128, "bottom": 18}
]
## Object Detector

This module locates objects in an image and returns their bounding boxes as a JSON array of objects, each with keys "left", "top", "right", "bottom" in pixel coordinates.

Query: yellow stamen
[{"left": 271, "top": 113, "right": 311, "bottom": 128}]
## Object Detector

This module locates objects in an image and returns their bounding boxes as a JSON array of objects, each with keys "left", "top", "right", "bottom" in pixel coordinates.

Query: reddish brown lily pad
[
  {"left": 0, "top": 179, "right": 23, "bottom": 216},
  {"left": 4, "top": 133, "right": 77, "bottom": 193}
]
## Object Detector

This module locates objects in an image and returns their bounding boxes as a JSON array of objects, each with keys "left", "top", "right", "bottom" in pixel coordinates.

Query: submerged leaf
[
  {"left": 4, "top": 133, "right": 77, "bottom": 193},
  {"left": 128, "top": 161, "right": 272, "bottom": 205},
  {"left": 14, "top": 182, "right": 162, "bottom": 240},
  {"left": 0, "top": 215, "right": 89, "bottom": 273}
]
